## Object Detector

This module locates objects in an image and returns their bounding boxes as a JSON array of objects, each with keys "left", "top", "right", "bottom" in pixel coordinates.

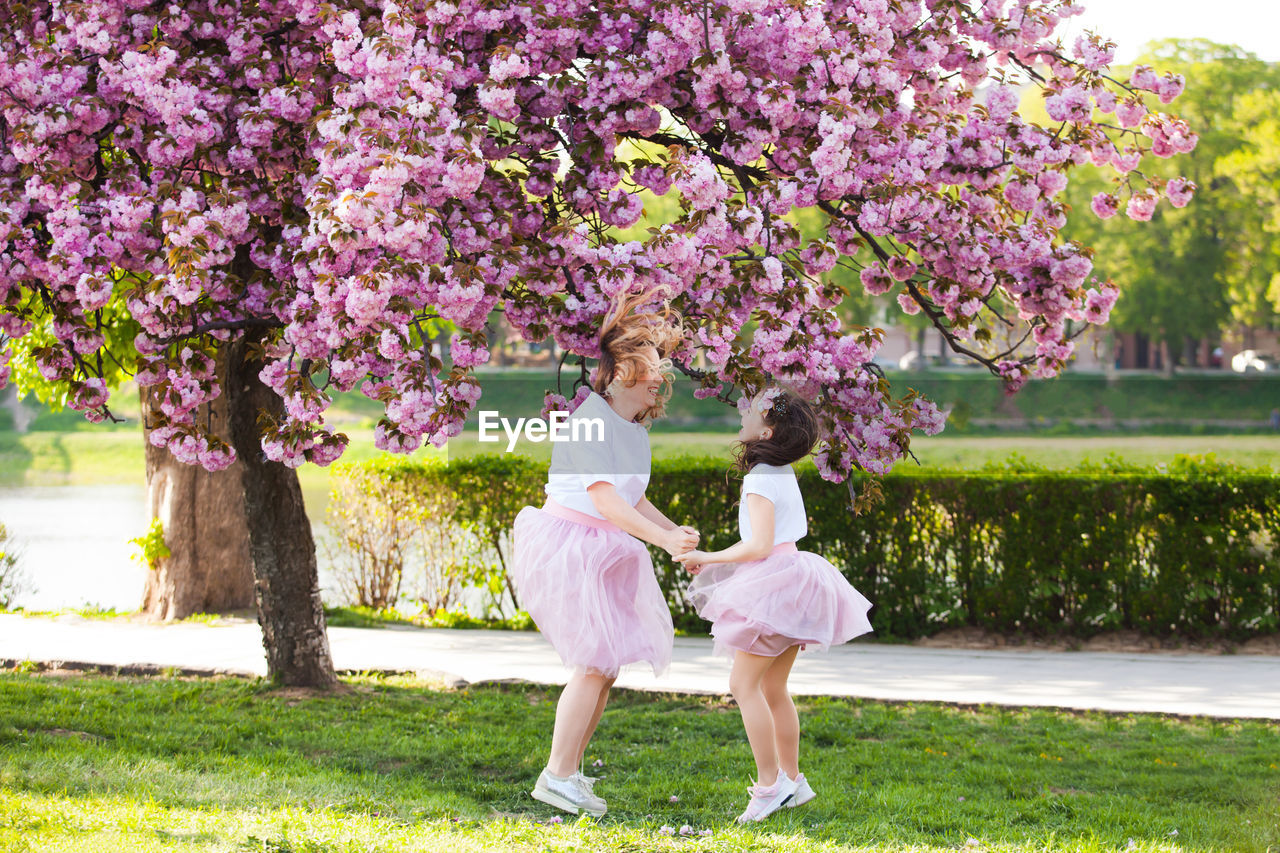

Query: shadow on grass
[{"left": 0, "top": 673, "right": 1277, "bottom": 852}]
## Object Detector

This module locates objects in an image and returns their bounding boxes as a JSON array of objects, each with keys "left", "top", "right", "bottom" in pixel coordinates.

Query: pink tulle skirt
[
  {"left": 687, "top": 543, "right": 873, "bottom": 658},
  {"left": 511, "top": 501, "right": 673, "bottom": 677}
]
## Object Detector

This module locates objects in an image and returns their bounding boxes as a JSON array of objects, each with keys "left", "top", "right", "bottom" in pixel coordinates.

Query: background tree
[
  {"left": 1, "top": 0, "right": 1191, "bottom": 686},
  {"left": 1058, "top": 39, "right": 1279, "bottom": 366},
  {"left": 1218, "top": 86, "right": 1280, "bottom": 335}
]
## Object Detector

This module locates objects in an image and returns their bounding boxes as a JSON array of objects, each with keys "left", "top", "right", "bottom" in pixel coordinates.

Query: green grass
[
  {"left": 907, "top": 435, "right": 1280, "bottom": 471},
  {"left": 4, "top": 427, "right": 1280, "bottom": 493},
  {"left": 0, "top": 431, "right": 146, "bottom": 485},
  {"left": 11, "top": 608, "right": 241, "bottom": 625},
  {"left": 0, "top": 672, "right": 1277, "bottom": 852},
  {"left": 12, "top": 607, "right": 135, "bottom": 621},
  {"left": 322, "top": 370, "right": 1280, "bottom": 428},
  {"left": 899, "top": 372, "right": 1280, "bottom": 425},
  {"left": 318, "top": 606, "right": 535, "bottom": 632},
  {"left": 320, "top": 605, "right": 423, "bottom": 630}
]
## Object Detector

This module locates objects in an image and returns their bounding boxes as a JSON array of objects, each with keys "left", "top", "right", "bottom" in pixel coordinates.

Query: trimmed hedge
[{"left": 328, "top": 454, "right": 1280, "bottom": 640}]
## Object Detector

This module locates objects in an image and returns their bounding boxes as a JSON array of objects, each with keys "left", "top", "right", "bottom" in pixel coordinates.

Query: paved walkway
[{"left": 2, "top": 614, "right": 1277, "bottom": 720}]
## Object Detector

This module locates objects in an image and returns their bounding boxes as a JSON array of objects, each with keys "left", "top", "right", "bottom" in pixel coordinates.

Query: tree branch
[
  {"left": 818, "top": 200, "right": 1018, "bottom": 373},
  {"left": 618, "top": 130, "right": 771, "bottom": 185},
  {"left": 158, "top": 316, "right": 284, "bottom": 345}
]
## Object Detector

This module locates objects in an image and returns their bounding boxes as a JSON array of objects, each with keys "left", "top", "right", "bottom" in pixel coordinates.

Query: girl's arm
[
  {"left": 633, "top": 496, "right": 677, "bottom": 530},
  {"left": 676, "top": 494, "right": 775, "bottom": 566},
  {"left": 588, "top": 482, "right": 699, "bottom": 556}
]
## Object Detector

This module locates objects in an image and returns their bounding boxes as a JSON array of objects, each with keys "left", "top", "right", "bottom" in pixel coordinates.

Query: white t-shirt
[
  {"left": 544, "top": 391, "right": 651, "bottom": 519},
  {"left": 739, "top": 463, "right": 807, "bottom": 546}
]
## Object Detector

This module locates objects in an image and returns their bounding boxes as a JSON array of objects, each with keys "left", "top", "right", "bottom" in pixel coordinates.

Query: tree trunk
[
  {"left": 1160, "top": 339, "right": 1175, "bottom": 377},
  {"left": 1183, "top": 336, "right": 1198, "bottom": 368},
  {"left": 2, "top": 384, "right": 35, "bottom": 433},
  {"left": 1101, "top": 331, "right": 1117, "bottom": 380},
  {"left": 226, "top": 332, "right": 338, "bottom": 688},
  {"left": 140, "top": 347, "right": 254, "bottom": 620}
]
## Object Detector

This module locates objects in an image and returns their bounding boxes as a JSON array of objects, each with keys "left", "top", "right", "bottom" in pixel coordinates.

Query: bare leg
[
  {"left": 729, "top": 651, "right": 782, "bottom": 786},
  {"left": 762, "top": 645, "right": 801, "bottom": 778},
  {"left": 575, "top": 674, "right": 616, "bottom": 767},
  {"left": 547, "top": 670, "right": 611, "bottom": 777}
]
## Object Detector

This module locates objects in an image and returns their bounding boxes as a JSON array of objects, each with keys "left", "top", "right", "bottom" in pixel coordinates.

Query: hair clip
[{"left": 756, "top": 387, "right": 787, "bottom": 416}]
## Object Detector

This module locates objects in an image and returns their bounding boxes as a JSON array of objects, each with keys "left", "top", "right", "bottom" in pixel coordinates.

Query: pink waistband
[
  {"left": 771, "top": 542, "right": 798, "bottom": 556},
  {"left": 543, "top": 499, "right": 619, "bottom": 531}
]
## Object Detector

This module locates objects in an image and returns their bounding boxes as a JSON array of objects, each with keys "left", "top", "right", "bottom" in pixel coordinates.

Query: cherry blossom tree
[{"left": 0, "top": 0, "right": 1193, "bottom": 685}]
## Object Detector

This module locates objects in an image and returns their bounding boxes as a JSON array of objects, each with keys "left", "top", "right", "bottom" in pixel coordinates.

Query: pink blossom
[
  {"left": 70, "top": 377, "right": 108, "bottom": 410},
  {"left": 673, "top": 152, "right": 730, "bottom": 210},
  {"left": 1036, "top": 170, "right": 1068, "bottom": 198},
  {"left": 1003, "top": 179, "right": 1041, "bottom": 212},
  {"left": 1050, "top": 253, "right": 1092, "bottom": 288},
  {"left": 996, "top": 360, "right": 1029, "bottom": 394},
  {"left": 1156, "top": 74, "right": 1186, "bottom": 105},
  {"left": 345, "top": 283, "right": 389, "bottom": 327},
  {"left": 1073, "top": 35, "right": 1115, "bottom": 72},
  {"left": 75, "top": 272, "right": 114, "bottom": 310},
  {"left": 760, "top": 256, "right": 785, "bottom": 294},
  {"left": 450, "top": 335, "right": 491, "bottom": 369},
  {"left": 1115, "top": 98, "right": 1146, "bottom": 129},
  {"left": 601, "top": 188, "right": 644, "bottom": 228},
  {"left": 1111, "top": 148, "right": 1142, "bottom": 173},
  {"left": 540, "top": 385, "right": 591, "bottom": 419},
  {"left": 1083, "top": 283, "right": 1119, "bottom": 324},
  {"left": 1165, "top": 177, "right": 1195, "bottom": 208},
  {"left": 1126, "top": 191, "right": 1158, "bottom": 221},
  {"left": 1129, "top": 65, "right": 1160, "bottom": 91},
  {"left": 632, "top": 164, "right": 672, "bottom": 196},
  {"left": 1045, "top": 86, "right": 1092, "bottom": 123},
  {"left": 985, "top": 85, "right": 1020, "bottom": 121},
  {"left": 488, "top": 52, "right": 530, "bottom": 84},
  {"left": 1090, "top": 192, "right": 1119, "bottom": 219},
  {"left": 860, "top": 264, "right": 892, "bottom": 296},
  {"left": 309, "top": 437, "right": 348, "bottom": 466},
  {"left": 887, "top": 256, "right": 917, "bottom": 281}
]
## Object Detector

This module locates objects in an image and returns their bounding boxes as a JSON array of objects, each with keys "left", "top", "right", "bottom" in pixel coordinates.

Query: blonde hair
[{"left": 593, "top": 286, "right": 684, "bottom": 423}]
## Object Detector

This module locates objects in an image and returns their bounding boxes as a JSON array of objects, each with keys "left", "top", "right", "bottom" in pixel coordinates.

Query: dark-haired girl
[{"left": 675, "top": 387, "right": 873, "bottom": 824}]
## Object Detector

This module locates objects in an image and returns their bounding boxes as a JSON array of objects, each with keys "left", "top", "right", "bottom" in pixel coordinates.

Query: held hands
[
  {"left": 661, "top": 525, "right": 700, "bottom": 557},
  {"left": 674, "top": 549, "right": 709, "bottom": 575}
]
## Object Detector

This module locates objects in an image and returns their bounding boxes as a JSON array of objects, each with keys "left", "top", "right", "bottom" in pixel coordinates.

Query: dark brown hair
[
  {"left": 733, "top": 389, "right": 820, "bottom": 472},
  {"left": 593, "top": 286, "right": 683, "bottom": 422}
]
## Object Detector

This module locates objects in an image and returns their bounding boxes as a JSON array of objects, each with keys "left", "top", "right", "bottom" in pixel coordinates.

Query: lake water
[{"left": 0, "top": 485, "right": 343, "bottom": 611}]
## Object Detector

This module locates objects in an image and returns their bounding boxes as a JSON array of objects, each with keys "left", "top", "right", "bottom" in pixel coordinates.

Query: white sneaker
[
  {"left": 531, "top": 769, "right": 607, "bottom": 816},
  {"left": 573, "top": 771, "right": 600, "bottom": 793},
  {"left": 736, "top": 772, "right": 798, "bottom": 823},
  {"left": 786, "top": 773, "right": 816, "bottom": 807}
]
